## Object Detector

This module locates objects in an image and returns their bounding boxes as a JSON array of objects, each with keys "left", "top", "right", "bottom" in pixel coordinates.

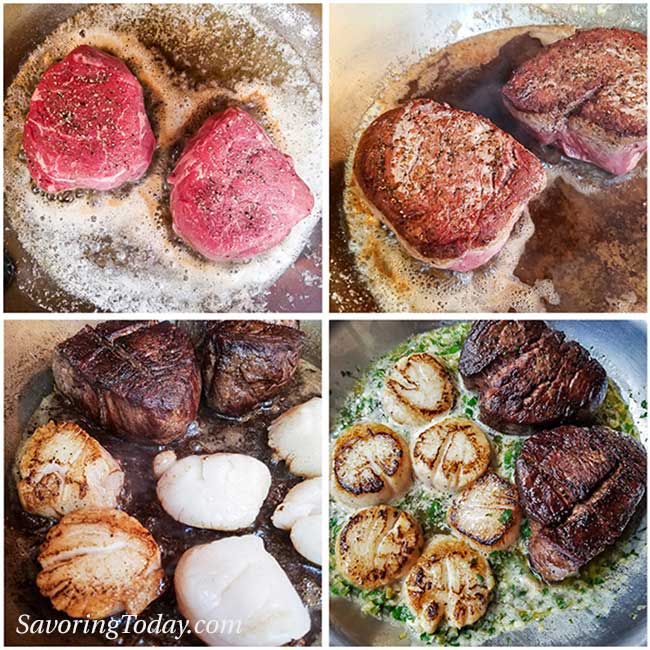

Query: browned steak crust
[
  {"left": 353, "top": 99, "right": 545, "bottom": 270},
  {"left": 52, "top": 321, "right": 201, "bottom": 444},
  {"left": 200, "top": 320, "right": 305, "bottom": 416},
  {"left": 502, "top": 28, "right": 647, "bottom": 176},
  {"left": 504, "top": 28, "right": 646, "bottom": 137},
  {"left": 459, "top": 321, "right": 607, "bottom": 433},
  {"left": 516, "top": 425, "right": 646, "bottom": 581}
]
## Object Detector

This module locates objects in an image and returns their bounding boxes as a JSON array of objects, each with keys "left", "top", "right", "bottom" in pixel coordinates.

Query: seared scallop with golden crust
[
  {"left": 336, "top": 505, "right": 423, "bottom": 590},
  {"left": 382, "top": 353, "right": 456, "bottom": 427},
  {"left": 37, "top": 507, "right": 165, "bottom": 619},
  {"left": 404, "top": 535, "right": 494, "bottom": 633},
  {"left": 331, "top": 423, "right": 412, "bottom": 508},
  {"left": 16, "top": 421, "right": 124, "bottom": 519},
  {"left": 448, "top": 473, "right": 521, "bottom": 551},
  {"left": 411, "top": 417, "right": 490, "bottom": 492}
]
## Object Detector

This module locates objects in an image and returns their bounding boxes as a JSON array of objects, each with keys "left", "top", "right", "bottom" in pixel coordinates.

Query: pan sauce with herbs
[{"left": 329, "top": 322, "right": 646, "bottom": 646}]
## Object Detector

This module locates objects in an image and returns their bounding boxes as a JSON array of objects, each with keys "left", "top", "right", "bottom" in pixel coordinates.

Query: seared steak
[
  {"left": 503, "top": 28, "right": 647, "bottom": 175},
  {"left": 201, "top": 321, "right": 305, "bottom": 416},
  {"left": 52, "top": 321, "right": 201, "bottom": 444},
  {"left": 179, "top": 320, "right": 300, "bottom": 350},
  {"left": 353, "top": 99, "right": 545, "bottom": 271},
  {"left": 168, "top": 107, "right": 314, "bottom": 261},
  {"left": 459, "top": 321, "right": 607, "bottom": 433},
  {"left": 516, "top": 426, "right": 646, "bottom": 581},
  {"left": 23, "top": 46, "right": 155, "bottom": 192}
]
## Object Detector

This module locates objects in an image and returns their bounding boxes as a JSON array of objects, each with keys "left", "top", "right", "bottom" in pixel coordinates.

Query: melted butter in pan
[
  {"left": 339, "top": 25, "right": 646, "bottom": 313},
  {"left": 4, "top": 4, "right": 321, "bottom": 312}
]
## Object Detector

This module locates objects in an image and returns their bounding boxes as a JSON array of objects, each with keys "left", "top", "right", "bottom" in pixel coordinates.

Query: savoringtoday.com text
[{"left": 16, "top": 614, "right": 242, "bottom": 641}]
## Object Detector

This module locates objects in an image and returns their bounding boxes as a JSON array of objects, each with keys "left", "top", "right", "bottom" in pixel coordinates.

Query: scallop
[
  {"left": 155, "top": 451, "right": 271, "bottom": 530},
  {"left": 152, "top": 449, "right": 177, "bottom": 478},
  {"left": 404, "top": 535, "right": 494, "bottom": 633},
  {"left": 268, "top": 396, "right": 322, "bottom": 478},
  {"left": 37, "top": 507, "right": 165, "bottom": 619},
  {"left": 331, "top": 423, "right": 412, "bottom": 508},
  {"left": 335, "top": 505, "right": 423, "bottom": 590},
  {"left": 16, "top": 420, "right": 124, "bottom": 519},
  {"left": 382, "top": 353, "right": 456, "bottom": 427},
  {"left": 175, "top": 535, "right": 310, "bottom": 646},
  {"left": 411, "top": 416, "right": 490, "bottom": 492},
  {"left": 273, "top": 477, "right": 321, "bottom": 528},
  {"left": 273, "top": 477, "right": 322, "bottom": 565},
  {"left": 448, "top": 473, "right": 521, "bottom": 551},
  {"left": 291, "top": 514, "right": 322, "bottom": 566}
]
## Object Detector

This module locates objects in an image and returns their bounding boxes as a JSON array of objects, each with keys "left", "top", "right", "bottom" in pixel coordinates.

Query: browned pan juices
[
  {"left": 333, "top": 26, "right": 647, "bottom": 312},
  {"left": 4, "top": 323, "right": 322, "bottom": 646}
]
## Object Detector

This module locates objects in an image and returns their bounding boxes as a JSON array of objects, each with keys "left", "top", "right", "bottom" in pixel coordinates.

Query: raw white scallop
[
  {"left": 152, "top": 449, "right": 177, "bottom": 478},
  {"left": 272, "top": 477, "right": 322, "bottom": 565},
  {"left": 154, "top": 452, "right": 271, "bottom": 530},
  {"left": 290, "top": 514, "right": 322, "bottom": 565},
  {"left": 268, "top": 397, "right": 322, "bottom": 477},
  {"left": 272, "top": 477, "right": 321, "bottom": 529},
  {"left": 175, "top": 535, "right": 310, "bottom": 646}
]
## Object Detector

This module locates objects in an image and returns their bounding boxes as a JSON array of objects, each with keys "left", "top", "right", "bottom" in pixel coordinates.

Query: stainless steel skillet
[
  {"left": 4, "top": 4, "right": 322, "bottom": 313},
  {"left": 329, "top": 4, "right": 647, "bottom": 313},
  {"left": 329, "top": 320, "right": 647, "bottom": 646}
]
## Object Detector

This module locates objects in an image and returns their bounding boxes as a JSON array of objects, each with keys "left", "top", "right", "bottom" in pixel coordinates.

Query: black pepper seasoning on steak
[
  {"left": 23, "top": 45, "right": 155, "bottom": 192},
  {"left": 503, "top": 28, "right": 647, "bottom": 176},
  {"left": 353, "top": 99, "right": 546, "bottom": 271}
]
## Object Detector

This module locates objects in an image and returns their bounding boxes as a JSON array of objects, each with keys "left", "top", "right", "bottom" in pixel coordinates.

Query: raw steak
[
  {"left": 23, "top": 45, "right": 155, "bottom": 192},
  {"left": 503, "top": 28, "right": 647, "bottom": 175},
  {"left": 168, "top": 107, "right": 314, "bottom": 261},
  {"left": 516, "top": 425, "right": 646, "bottom": 581},
  {"left": 459, "top": 321, "right": 607, "bottom": 434},
  {"left": 353, "top": 99, "right": 546, "bottom": 271},
  {"left": 52, "top": 321, "right": 201, "bottom": 444},
  {"left": 200, "top": 320, "right": 305, "bottom": 416}
]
